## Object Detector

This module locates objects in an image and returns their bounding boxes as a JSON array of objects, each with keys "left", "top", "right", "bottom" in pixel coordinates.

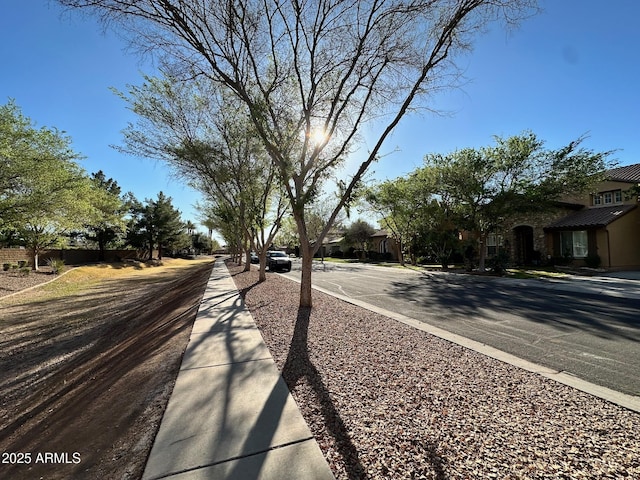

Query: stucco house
[
  {"left": 501, "top": 163, "right": 640, "bottom": 270},
  {"left": 317, "top": 228, "right": 399, "bottom": 261},
  {"left": 368, "top": 229, "right": 399, "bottom": 261}
]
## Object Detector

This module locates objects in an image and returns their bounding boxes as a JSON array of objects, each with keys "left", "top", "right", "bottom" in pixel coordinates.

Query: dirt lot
[{"left": 0, "top": 259, "right": 214, "bottom": 480}]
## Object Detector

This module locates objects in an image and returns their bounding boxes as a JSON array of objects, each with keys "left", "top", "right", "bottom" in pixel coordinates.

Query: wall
[
  {"left": 504, "top": 207, "right": 575, "bottom": 263},
  {"left": 606, "top": 208, "right": 640, "bottom": 269},
  {"left": 0, "top": 248, "right": 141, "bottom": 267}
]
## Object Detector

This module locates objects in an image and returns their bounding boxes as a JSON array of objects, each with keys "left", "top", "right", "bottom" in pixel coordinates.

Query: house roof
[
  {"left": 371, "top": 229, "right": 390, "bottom": 237},
  {"left": 545, "top": 204, "right": 637, "bottom": 231},
  {"left": 607, "top": 163, "right": 640, "bottom": 183}
]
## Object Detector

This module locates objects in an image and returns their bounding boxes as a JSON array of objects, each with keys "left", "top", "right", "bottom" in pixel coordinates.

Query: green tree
[
  {"left": 0, "top": 101, "right": 93, "bottom": 269},
  {"left": 342, "top": 220, "right": 376, "bottom": 260},
  {"left": 127, "top": 192, "right": 185, "bottom": 259},
  {"left": 85, "top": 170, "right": 128, "bottom": 260},
  {"left": 365, "top": 173, "right": 434, "bottom": 266},
  {"left": 59, "top": 0, "right": 538, "bottom": 307},
  {"left": 190, "top": 231, "right": 212, "bottom": 255},
  {"left": 116, "top": 75, "right": 287, "bottom": 280},
  {"left": 426, "top": 132, "right": 614, "bottom": 271}
]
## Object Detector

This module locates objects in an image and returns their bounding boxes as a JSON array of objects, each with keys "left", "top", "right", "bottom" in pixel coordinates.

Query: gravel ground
[
  {"left": 228, "top": 263, "right": 640, "bottom": 480},
  {"left": 0, "top": 268, "right": 56, "bottom": 297}
]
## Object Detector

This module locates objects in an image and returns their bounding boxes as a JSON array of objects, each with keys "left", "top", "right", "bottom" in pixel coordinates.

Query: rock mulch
[
  {"left": 0, "top": 267, "right": 56, "bottom": 297},
  {"left": 229, "top": 264, "right": 640, "bottom": 480}
]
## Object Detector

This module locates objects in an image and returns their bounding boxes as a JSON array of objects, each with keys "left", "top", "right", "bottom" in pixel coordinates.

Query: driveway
[{"left": 281, "top": 261, "right": 640, "bottom": 397}]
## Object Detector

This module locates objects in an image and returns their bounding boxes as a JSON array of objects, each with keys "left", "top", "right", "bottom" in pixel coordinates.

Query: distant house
[
  {"left": 316, "top": 229, "right": 345, "bottom": 258},
  {"left": 502, "top": 163, "right": 640, "bottom": 270},
  {"left": 317, "top": 228, "right": 399, "bottom": 261},
  {"left": 368, "top": 230, "right": 399, "bottom": 261}
]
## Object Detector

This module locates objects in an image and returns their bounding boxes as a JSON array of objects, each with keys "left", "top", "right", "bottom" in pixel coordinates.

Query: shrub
[
  {"left": 585, "top": 254, "right": 601, "bottom": 269},
  {"left": 488, "top": 250, "right": 510, "bottom": 275},
  {"left": 46, "top": 258, "right": 65, "bottom": 275},
  {"left": 19, "top": 267, "right": 30, "bottom": 276},
  {"left": 2, "top": 263, "right": 11, "bottom": 271}
]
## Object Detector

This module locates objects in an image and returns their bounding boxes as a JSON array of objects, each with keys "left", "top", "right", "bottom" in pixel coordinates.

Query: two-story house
[
  {"left": 541, "top": 163, "right": 640, "bottom": 269},
  {"left": 500, "top": 163, "right": 639, "bottom": 270}
]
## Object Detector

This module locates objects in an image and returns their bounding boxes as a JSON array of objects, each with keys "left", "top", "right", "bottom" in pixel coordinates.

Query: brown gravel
[
  {"left": 0, "top": 268, "right": 57, "bottom": 297},
  {"left": 228, "top": 263, "right": 640, "bottom": 480}
]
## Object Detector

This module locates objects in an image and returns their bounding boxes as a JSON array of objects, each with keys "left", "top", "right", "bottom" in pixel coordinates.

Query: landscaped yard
[
  {"left": 0, "top": 258, "right": 214, "bottom": 480},
  {"left": 230, "top": 262, "right": 640, "bottom": 479}
]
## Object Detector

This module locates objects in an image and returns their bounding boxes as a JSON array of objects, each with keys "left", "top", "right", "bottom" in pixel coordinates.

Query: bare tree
[{"left": 60, "top": 0, "right": 538, "bottom": 306}]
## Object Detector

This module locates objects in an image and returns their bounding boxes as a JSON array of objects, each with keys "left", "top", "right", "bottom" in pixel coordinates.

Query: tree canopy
[
  {"left": 59, "top": 0, "right": 539, "bottom": 306},
  {"left": 366, "top": 131, "right": 615, "bottom": 271},
  {"left": 127, "top": 192, "right": 186, "bottom": 259},
  {"left": 115, "top": 74, "right": 287, "bottom": 279},
  {"left": 0, "top": 100, "right": 96, "bottom": 268}
]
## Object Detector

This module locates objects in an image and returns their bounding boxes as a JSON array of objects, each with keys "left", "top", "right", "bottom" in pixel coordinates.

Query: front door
[{"left": 513, "top": 225, "right": 534, "bottom": 265}]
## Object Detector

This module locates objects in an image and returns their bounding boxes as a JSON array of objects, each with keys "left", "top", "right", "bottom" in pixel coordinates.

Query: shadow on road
[{"left": 389, "top": 273, "right": 640, "bottom": 343}]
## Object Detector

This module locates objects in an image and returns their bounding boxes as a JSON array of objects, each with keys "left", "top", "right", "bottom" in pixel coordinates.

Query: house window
[
  {"left": 595, "top": 189, "right": 623, "bottom": 206},
  {"left": 560, "top": 230, "right": 588, "bottom": 258},
  {"left": 486, "top": 233, "right": 502, "bottom": 256},
  {"left": 614, "top": 189, "right": 623, "bottom": 203}
]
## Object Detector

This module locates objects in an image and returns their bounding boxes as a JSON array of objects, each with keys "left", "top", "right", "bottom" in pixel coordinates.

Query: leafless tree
[{"left": 60, "top": 0, "right": 538, "bottom": 306}]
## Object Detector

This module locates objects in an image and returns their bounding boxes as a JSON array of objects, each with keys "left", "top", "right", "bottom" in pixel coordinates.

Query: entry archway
[{"left": 513, "top": 225, "right": 534, "bottom": 265}]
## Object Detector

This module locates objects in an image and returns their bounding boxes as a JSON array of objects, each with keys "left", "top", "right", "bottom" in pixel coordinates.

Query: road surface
[{"left": 280, "top": 261, "right": 640, "bottom": 397}]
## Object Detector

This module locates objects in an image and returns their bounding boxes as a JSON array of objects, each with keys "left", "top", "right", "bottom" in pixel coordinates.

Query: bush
[
  {"left": 585, "top": 254, "right": 601, "bottom": 269},
  {"left": 366, "top": 250, "right": 380, "bottom": 261},
  {"left": 46, "top": 258, "right": 65, "bottom": 275},
  {"left": 2, "top": 263, "right": 11, "bottom": 271},
  {"left": 488, "top": 250, "right": 510, "bottom": 275},
  {"left": 19, "top": 267, "right": 30, "bottom": 276}
]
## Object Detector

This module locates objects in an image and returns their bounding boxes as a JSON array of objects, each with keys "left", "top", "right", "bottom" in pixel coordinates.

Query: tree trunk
[
  {"left": 244, "top": 248, "right": 251, "bottom": 272},
  {"left": 258, "top": 251, "right": 267, "bottom": 282},
  {"left": 299, "top": 244, "right": 314, "bottom": 308},
  {"left": 478, "top": 233, "right": 487, "bottom": 272},
  {"left": 98, "top": 235, "right": 106, "bottom": 262},
  {"left": 397, "top": 240, "right": 405, "bottom": 267},
  {"left": 148, "top": 232, "right": 154, "bottom": 260}
]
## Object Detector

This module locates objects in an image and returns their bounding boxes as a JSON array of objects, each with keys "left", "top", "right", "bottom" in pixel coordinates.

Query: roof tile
[
  {"left": 607, "top": 163, "right": 640, "bottom": 182},
  {"left": 545, "top": 204, "right": 637, "bottom": 230}
]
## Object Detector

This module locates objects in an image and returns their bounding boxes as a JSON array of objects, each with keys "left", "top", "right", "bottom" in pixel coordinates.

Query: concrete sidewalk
[{"left": 143, "top": 261, "right": 335, "bottom": 480}]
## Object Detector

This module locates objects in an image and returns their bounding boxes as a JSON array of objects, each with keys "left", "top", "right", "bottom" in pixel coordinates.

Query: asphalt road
[{"left": 280, "top": 261, "right": 640, "bottom": 397}]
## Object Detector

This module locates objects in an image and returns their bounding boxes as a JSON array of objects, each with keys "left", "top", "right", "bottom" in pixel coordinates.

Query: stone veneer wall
[{"left": 503, "top": 207, "right": 574, "bottom": 264}]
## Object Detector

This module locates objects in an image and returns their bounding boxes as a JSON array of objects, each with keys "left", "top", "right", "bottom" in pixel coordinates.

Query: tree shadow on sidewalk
[{"left": 282, "top": 306, "right": 367, "bottom": 480}]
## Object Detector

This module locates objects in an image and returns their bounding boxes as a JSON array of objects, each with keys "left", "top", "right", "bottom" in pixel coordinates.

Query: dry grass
[{"left": 0, "top": 257, "right": 214, "bottom": 306}]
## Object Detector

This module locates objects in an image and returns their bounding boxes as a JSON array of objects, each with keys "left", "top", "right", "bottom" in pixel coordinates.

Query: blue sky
[{"left": 2, "top": 1, "right": 639, "bottom": 231}]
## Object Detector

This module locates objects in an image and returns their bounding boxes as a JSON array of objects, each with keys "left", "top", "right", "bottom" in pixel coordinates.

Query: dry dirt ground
[{"left": 0, "top": 259, "right": 214, "bottom": 480}]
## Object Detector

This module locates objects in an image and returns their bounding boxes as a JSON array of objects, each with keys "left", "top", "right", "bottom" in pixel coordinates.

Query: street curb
[{"left": 282, "top": 273, "right": 640, "bottom": 414}]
